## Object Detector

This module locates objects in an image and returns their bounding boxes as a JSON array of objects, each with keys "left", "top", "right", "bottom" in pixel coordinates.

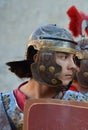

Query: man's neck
[{"left": 20, "top": 78, "right": 58, "bottom": 98}]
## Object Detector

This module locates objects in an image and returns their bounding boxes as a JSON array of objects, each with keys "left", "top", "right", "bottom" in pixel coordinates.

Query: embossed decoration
[
  {"left": 2, "top": 95, "right": 10, "bottom": 110},
  {"left": 39, "top": 65, "right": 45, "bottom": 71},
  {"left": 83, "top": 72, "right": 88, "bottom": 77},
  {"left": 49, "top": 66, "right": 55, "bottom": 73},
  {"left": 51, "top": 79, "right": 57, "bottom": 84}
]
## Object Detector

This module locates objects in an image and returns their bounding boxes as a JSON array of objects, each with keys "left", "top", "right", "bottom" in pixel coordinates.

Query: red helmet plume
[{"left": 67, "top": 5, "right": 88, "bottom": 37}]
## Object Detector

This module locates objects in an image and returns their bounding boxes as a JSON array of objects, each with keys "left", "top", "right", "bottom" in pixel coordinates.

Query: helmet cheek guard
[
  {"left": 31, "top": 50, "right": 62, "bottom": 87},
  {"left": 77, "top": 60, "right": 88, "bottom": 88},
  {"left": 76, "top": 39, "right": 88, "bottom": 88}
]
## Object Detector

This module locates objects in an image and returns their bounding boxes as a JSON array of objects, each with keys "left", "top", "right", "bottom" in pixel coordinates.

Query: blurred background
[{"left": 0, "top": 0, "right": 88, "bottom": 92}]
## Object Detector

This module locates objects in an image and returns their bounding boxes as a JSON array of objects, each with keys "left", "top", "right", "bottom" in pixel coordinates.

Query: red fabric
[
  {"left": 69, "top": 85, "right": 79, "bottom": 92},
  {"left": 13, "top": 82, "right": 28, "bottom": 111}
]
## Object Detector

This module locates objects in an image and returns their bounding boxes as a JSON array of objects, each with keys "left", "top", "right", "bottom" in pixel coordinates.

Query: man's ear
[{"left": 33, "top": 54, "right": 38, "bottom": 62}]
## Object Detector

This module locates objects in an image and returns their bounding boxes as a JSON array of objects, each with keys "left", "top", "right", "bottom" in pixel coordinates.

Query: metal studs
[
  {"left": 51, "top": 79, "right": 57, "bottom": 84},
  {"left": 83, "top": 72, "right": 88, "bottom": 77},
  {"left": 49, "top": 66, "right": 55, "bottom": 73},
  {"left": 39, "top": 65, "right": 45, "bottom": 71}
]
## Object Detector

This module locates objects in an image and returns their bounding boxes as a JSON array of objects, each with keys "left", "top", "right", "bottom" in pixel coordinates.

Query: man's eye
[
  {"left": 61, "top": 56, "right": 67, "bottom": 60},
  {"left": 58, "top": 55, "right": 67, "bottom": 60}
]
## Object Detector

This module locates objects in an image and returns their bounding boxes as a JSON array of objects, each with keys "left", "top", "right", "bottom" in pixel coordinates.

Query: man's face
[{"left": 55, "top": 52, "right": 78, "bottom": 86}]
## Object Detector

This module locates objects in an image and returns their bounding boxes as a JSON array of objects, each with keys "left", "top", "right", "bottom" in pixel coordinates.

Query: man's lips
[{"left": 65, "top": 74, "right": 73, "bottom": 78}]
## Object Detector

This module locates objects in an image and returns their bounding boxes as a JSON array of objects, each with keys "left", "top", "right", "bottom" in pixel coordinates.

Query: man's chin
[{"left": 62, "top": 80, "right": 72, "bottom": 86}]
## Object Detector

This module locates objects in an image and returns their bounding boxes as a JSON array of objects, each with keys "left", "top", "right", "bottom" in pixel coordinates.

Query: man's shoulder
[
  {"left": 0, "top": 91, "right": 17, "bottom": 112},
  {"left": 63, "top": 90, "right": 88, "bottom": 102},
  {"left": 0, "top": 91, "right": 14, "bottom": 104}
]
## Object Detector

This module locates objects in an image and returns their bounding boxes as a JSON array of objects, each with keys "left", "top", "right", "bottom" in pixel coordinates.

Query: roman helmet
[
  {"left": 6, "top": 24, "right": 77, "bottom": 87},
  {"left": 26, "top": 25, "right": 77, "bottom": 87}
]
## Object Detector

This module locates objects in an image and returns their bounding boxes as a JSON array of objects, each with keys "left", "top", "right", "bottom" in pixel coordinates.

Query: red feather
[{"left": 67, "top": 6, "right": 88, "bottom": 37}]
